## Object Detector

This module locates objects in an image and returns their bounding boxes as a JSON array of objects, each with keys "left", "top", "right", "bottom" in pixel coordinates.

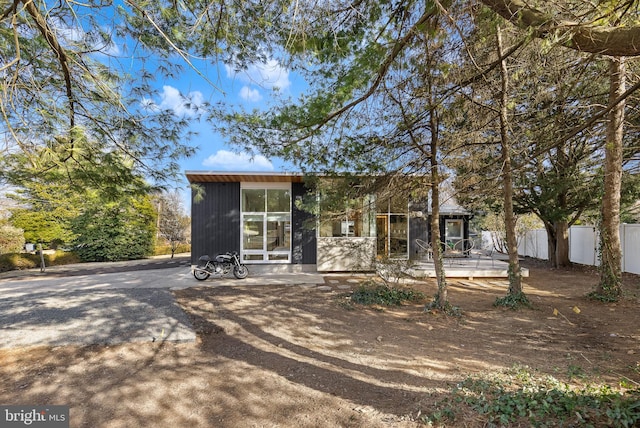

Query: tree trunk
[
  {"left": 429, "top": 108, "right": 447, "bottom": 307},
  {"left": 497, "top": 26, "right": 523, "bottom": 296},
  {"left": 430, "top": 181, "right": 447, "bottom": 306},
  {"left": 555, "top": 220, "right": 570, "bottom": 267},
  {"left": 545, "top": 223, "right": 557, "bottom": 268},
  {"left": 596, "top": 57, "right": 625, "bottom": 300}
]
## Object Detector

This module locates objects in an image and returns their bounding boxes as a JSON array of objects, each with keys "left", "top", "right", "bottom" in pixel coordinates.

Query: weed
[
  {"left": 375, "top": 257, "right": 415, "bottom": 285},
  {"left": 567, "top": 364, "right": 587, "bottom": 380},
  {"left": 350, "top": 280, "right": 425, "bottom": 306},
  {"left": 421, "top": 365, "right": 640, "bottom": 427},
  {"left": 587, "top": 290, "right": 620, "bottom": 303},
  {"left": 424, "top": 298, "right": 462, "bottom": 317},
  {"left": 494, "top": 292, "right": 532, "bottom": 310}
]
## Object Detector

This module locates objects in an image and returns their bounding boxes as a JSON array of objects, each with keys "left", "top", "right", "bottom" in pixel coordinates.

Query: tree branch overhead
[{"left": 481, "top": 0, "right": 640, "bottom": 57}]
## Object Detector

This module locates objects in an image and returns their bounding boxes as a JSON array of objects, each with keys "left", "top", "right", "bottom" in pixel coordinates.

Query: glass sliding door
[
  {"left": 375, "top": 196, "right": 408, "bottom": 259},
  {"left": 241, "top": 185, "right": 291, "bottom": 263},
  {"left": 389, "top": 214, "right": 408, "bottom": 258}
]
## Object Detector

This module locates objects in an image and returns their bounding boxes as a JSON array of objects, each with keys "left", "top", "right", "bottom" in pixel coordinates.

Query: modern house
[{"left": 187, "top": 171, "right": 473, "bottom": 272}]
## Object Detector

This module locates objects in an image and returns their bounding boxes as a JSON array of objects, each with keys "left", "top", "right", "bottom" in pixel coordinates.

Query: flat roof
[{"left": 185, "top": 171, "right": 305, "bottom": 183}]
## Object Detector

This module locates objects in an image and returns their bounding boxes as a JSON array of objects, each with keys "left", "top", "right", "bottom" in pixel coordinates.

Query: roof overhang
[{"left": 186, "top": 171, "right": 305, "bottom": 183}]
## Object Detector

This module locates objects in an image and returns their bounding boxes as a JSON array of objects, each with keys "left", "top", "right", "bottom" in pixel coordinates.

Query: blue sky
[
  {"left": 140, "top": 57, "right": 307, "bottom": 211},
  {"left": 149, "top": 59, "right": 301, "bottom": 172},
  {"left": 48, "top": 13, "right": 308, "bottom": 212},
  {"left": 0, "top": 9, "right": 309, "bottom": 216}
]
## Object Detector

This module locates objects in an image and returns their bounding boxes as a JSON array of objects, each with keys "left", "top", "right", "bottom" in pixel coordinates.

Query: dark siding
[
  {"left": 191, "top": 182, "right": 241, "bottom": 264},
  {"left": 409, "top": 216, "right": 428, "bottom": 260},
  {"left": 292, "top": 182, "right": 317, "bottom": 264},
  {"left": 438, "top": 214, "right": 470, "bottom": 242},
  {"left": 409, "top": 200, "right": 428, "bottom": 260}
]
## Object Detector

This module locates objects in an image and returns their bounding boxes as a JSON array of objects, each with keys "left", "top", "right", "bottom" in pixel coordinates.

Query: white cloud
[
  {"left": 202, "top": 150, "right": 274, "bottom": 171},
  {"left": 226, "top": 59, "right": 291, "bottom": 101},
  {"left": 239, "top": 86, "right": 262, "bottom": 102},
  {"left": 144, "top": 85, "right": 205, "bottom": 116},
  {"left": 51, "top": 18, "right": 120, "bottom": 56}
]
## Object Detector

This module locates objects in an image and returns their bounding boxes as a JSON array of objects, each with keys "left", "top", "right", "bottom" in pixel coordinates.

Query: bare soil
[{"left": 1, "top": 259, "right": 639, "bottom": 427}]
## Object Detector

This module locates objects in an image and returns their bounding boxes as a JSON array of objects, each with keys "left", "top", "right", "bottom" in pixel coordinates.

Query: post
[{"left": 38, "top": 242, "right": 46, "bottom": 273}]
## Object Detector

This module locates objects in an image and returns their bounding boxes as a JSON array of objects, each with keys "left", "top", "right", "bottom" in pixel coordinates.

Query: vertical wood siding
[
  {"left": 292, "top": 182, "right": 317, "bottom": 264},
  {"left": 190, "top": 182, "right": 241, "bottom": 264}
]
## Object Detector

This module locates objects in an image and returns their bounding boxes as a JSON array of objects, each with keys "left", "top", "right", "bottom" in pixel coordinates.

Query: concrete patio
[{"left": 407, "top": 251, "right": 529, "bottom": 280}]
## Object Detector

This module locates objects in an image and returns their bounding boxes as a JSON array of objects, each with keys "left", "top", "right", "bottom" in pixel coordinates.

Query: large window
[
  {"left": 318, "top": 195, "right": 375, "bottom": 238},
  {"left": 241, "top": 185, "right": 291, "bottom": 262},
  {"left": 376, "top": 196, "right": 408, "bottom": 259}
]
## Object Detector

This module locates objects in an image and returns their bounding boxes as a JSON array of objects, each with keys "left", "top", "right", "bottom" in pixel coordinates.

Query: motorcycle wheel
[
  {"left": 193, "top": 268, "right": 210, "bottom": 281},
  {"left": 233, "top": 265, "right": 249, "bottom": 279}
]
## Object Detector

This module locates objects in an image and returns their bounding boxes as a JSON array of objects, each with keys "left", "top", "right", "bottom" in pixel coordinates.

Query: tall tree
[
  {"left": 495, "top": 24, "right": 525, "bottom": 300},
  {"left": 595, "top": 57, "right": 626, "bottom": 300},
  {"left": 156, "top": 190, "right": 190, "bottom": 258},
  {"left": 0, "top": 0, "right": 198, "bottom": 192},
  {"left": 480, "top": 1, "right": 640, "bottom": 296},
  {"left": 73, "top": 189, "right": 157, "bottom": 262},
  {"left": 452, "top": 35, "right": 609, "bottom": 269},
  {"left": 216, "top": 4, "right": 467, "bottom": 310}
]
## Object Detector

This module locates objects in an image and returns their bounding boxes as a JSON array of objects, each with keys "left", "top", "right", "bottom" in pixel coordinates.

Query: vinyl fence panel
[
  {"left": 622, "top": 224, "right": 640, "bottom": 275},
  {"left": 489, "top": 225, "right": 639, "bottom": 274},
  {"left": 569, "top": 226, "right": 599, "bottom": 267}
]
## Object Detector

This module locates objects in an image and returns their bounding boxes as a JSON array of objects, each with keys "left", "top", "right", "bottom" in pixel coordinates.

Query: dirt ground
[{"left": 0, "top": 259, "right": 639, "bottom": 427}]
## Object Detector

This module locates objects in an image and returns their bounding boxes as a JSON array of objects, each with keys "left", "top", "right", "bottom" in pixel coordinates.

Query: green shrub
[
  {"left": 0, "top": 251, "right": 82, "bottom": 272},
  {"left": 72, "top": 196, "right": 156, "bottom": 262},
  {"left": 46, "top": 250, "right": 82, "bottom": 265},
  {"left": 350, "top": 280, "right": 425, "bottom": 306},
  {"left": 0, "top": 253, "right": 37, "bottom": 272},
  {"left": 154, "top": 243, "right": 191, "bottom": 256}
]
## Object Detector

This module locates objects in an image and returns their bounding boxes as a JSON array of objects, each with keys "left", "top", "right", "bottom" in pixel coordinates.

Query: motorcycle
[{"left": 193, "top": 251, "right": 249, "bottom": 281}]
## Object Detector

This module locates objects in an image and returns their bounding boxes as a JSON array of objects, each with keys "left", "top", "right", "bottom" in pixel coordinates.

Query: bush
[
  {"left": 46, "top": 250, "right": 82, "bottom": 265},
  {"left": 350, "top": 280, "right": 426, "bottom": 306},
  {"left": 0, "top": 224, "right": 25, "bottom": 254},
  {"left": 0, "top": 253, "right": 37, "bottom": 272},
  {"left": 0, "top": 250, "right": 82, "bottom": 272},
  {"left": 72, "top": 197, "right": 156, "bottom": 262},
  {"left": 154, "top": 243, "right": 191, "bottom": 256}
]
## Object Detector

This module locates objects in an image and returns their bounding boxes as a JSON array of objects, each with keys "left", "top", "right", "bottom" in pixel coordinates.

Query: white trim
[
  {"left": 240, "top": 184, "right": 292, "bottom": 264},
  {"left": 445, "top": 219, "right": 464, "bottom": 241}
]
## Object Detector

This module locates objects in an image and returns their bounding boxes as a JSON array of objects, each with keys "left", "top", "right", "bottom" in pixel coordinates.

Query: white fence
[{"left": 514, "top": 225, "right": 640, "bottom": 275}]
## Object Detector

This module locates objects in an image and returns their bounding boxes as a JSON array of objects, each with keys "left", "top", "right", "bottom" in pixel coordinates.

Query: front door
[{"left": 445, "top": 219, "right": 463, "bottom": 249}]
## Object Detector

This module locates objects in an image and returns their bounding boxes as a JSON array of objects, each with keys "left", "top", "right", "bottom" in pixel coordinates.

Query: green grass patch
[
  {"left": 423, "top": 365, "right": 640, "bottom": 427},
  {"left": 350, "top": 280, "right": 426, "bottom": 306}
]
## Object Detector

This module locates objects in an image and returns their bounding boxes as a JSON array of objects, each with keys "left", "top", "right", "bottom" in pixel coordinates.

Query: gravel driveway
[
  {"left": 0, "top": 288, "right": 196, "bottom": 348},
  {"left": 0, "top": 257, "right": 325, "bottom": 349},
  {"left": 0, "top": 258, "right": 197, "bottom": 349}
]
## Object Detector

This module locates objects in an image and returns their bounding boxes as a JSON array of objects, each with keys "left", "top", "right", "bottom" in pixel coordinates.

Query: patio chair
[
  {"left": 446, "top": 238, "right": 475, "bottom": 258},
  {"left": 476, "top": 246, "right": 497, "bottom": 268},
  {"left": 415, "top": 239, "right": 433, "bottom": 261}
]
